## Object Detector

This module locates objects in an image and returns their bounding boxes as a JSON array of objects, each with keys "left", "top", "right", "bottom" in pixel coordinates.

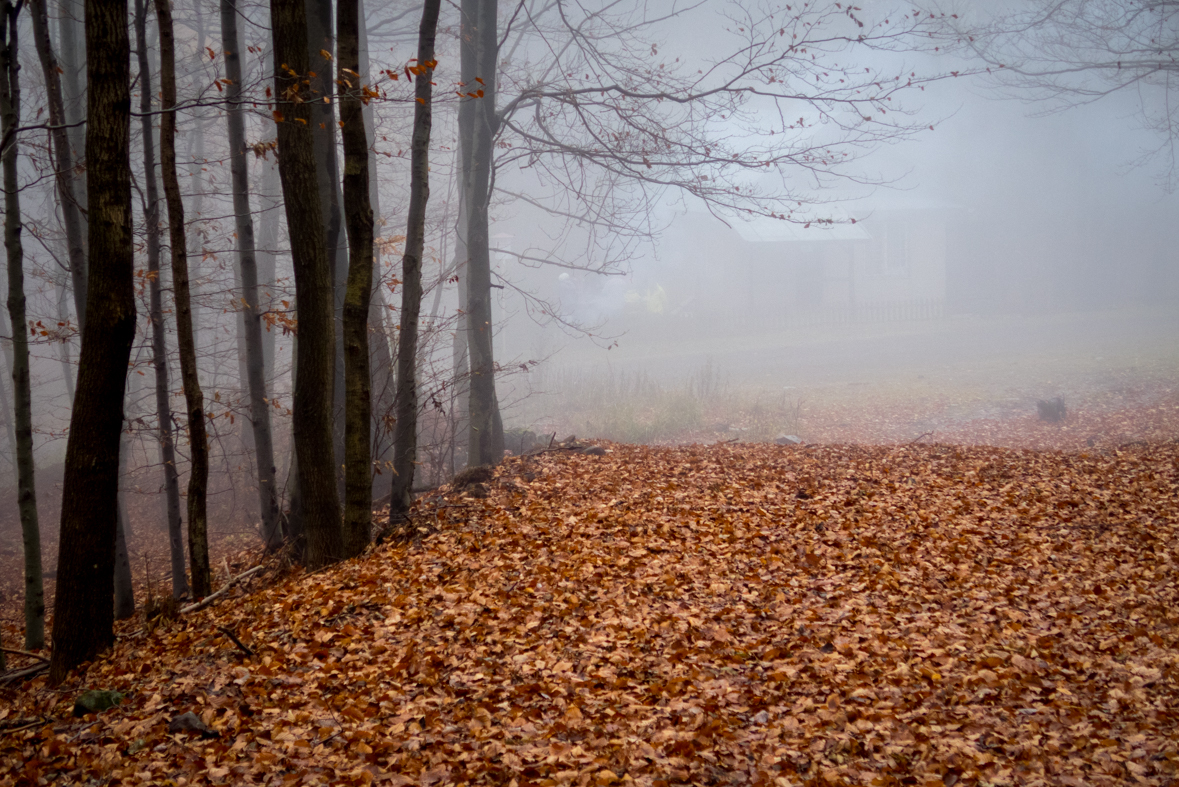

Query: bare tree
[
  {"left": 460, "top": 0, "right": 504, "bottom": 467},
  {"left": 49, "top": 0, "right": 137, "bottom": 685},
  {"left": 359, "top": 0, "right": 396, "bottom": 505},
  {"left": 113, "top": 425, "right": 134, "bottom": 618},
  {"left": 271, "top": 0, "right": 343, "bottom": 568},
  {"left": 221, "top": 0, "right": 282, "bottom": 551},
  {"left": 305, "top": 0, "right": 349, "bottom": 490},
  {"left": 933, "top": 0, "right": 1179, "bottom": 190},
  {"left": 2, "top": 0, "right": 46, "bottom": 652},
  {"left": 452, "top": 2, "right": 955, "bottom": 464},
  {"left": 133, "top": 0, "right": 188, "bottom": 600},
  {"left": 28, "top": 0, "right": 87, "bottom": 327},
  {"left": 339, "top": 0, "right": 375, "bottom": 554},
  {"left": 388, "top": 0, "right": 441, "bottom": 520},
  {"left": 156, "top": 0, "right": 212, "bottom": 598}
]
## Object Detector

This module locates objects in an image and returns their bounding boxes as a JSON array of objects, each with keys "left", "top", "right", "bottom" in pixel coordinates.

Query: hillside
[{"left": 2, "top": 439, "right": 1177, "bottom": 786}]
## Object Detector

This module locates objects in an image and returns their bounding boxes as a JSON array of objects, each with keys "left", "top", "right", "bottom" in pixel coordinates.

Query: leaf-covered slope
[{"left": 3, "top": 442, "right": 1177, "bottom": 786}]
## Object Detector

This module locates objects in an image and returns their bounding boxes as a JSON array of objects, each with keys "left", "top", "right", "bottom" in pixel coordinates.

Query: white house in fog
[{"left": 660, "top": 203, "right": 949, "bottom": 322}]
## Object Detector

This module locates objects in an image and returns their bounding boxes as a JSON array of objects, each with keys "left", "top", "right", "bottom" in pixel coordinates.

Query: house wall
[
  {"left": 662, "top": 210, "right": 949, "bottom": 326},
  {"left": 850, "top": 212, "right": 947, "bottom": 305}
]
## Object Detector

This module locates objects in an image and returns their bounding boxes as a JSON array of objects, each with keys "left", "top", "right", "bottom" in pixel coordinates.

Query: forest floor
[
  {"left": 2, "top": 305, "right": 1178, "bottom": 786},
  {"left": 1, "top": 397, "right": 1178, "bottom": 784}
]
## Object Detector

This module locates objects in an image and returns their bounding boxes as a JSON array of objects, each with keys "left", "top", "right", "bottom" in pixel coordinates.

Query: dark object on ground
[
  {"left": 578, "top": 445, "right": 608, "bottom": 456},
  {"left": 73, "top": 690, "right": 124, "bottom": 717},
  {"left": 1037, "top": 398, "right": 1067, "bottom": 423},
  {"left": 167, "top": 711, "right": 219, "bottom": 738},
  {"left": 775, "top": 434, "right": 803, "bottom": 446}
]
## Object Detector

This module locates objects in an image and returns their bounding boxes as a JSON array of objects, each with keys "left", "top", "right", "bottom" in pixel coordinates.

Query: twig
[
  {"left": 906, "top": 431, "right": 934, "bottom": 445},
  {"left": 180, "top": 565, "right": 264, "bottom": 615},
  {"left": 0, "top": 716, "right": 49, "bottom": 734},
  {"left": 216, "top": 626, "right": 255, "bottom": 657},
  {"left": 0, "top": 647, "right": 49, "bottom": 663},
  {"left": 0, "top": 663, "right": 48, "bottom": 686}
]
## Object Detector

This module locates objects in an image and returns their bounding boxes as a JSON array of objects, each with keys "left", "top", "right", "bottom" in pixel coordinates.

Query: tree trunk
[
  {"left": 2, "top": 0, "right": 46, "bottom": 652},
  {"left": 114, "top": 427, "right": 134, "bottom": 619},
  {"left": 257, "top": 159, "right": 279, "bottom": 377},
  {"left": 305, "top": 0, "right": 347, "bottom": 495},
  {"left": 57, "top": 0, "right": 86, "bottom": 239},
  {"left": 133, "top": 0, "right": 187, "bottom": 600},
  {"left": 28, "top": 0, "right": 87, "bottom": 332},
  {"left": 0, "top": 349, "right": 16, "bottom": 483},
  {"left": 464, "top": 0, "right": 504, "bottom": 466},
  {"left": 271, "top": 0, "right": 342, "bottom": 568},
  {"left": 338, "top": 0, "right": 373, "bottom": 556},
  {"left": 155, "top": 0, "right": 212, "bottom": 599},
  {"left": 359, "top": 0, "right": 394, "bottom": 503},
  {"left": 455, "top": 0, "right": 475, "bottom": 470},
  {"left": 222, "top": 0, "right": 281, "bottom": 551},
  {"left": 48, "top": 0, "right": 136, "bottom": 685},
  {"left": 451, "top": 331, "right": 469, "bottom": 474},
  {"left": 450, "top": 115, "right": 471, "bottom": 475},
  {"left": 55, "top": 280, "right": 74, "bottom": 405},
  {"left": 389, "top": 0, "right": 441, "bottom": 521}
]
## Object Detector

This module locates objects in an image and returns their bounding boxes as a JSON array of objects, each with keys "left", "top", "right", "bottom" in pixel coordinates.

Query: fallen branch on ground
[
  {"left": 180, "top": 565, "right": 265, "bottom": 615},
  {"left": 217, "top": 626, "right": 255, "bottom": 657},
  {"left": 0, "top": 663, "right": 48, "bottom": 687},
  {"left": 0, "top": 648, "right": 49, "bottom": 663}
]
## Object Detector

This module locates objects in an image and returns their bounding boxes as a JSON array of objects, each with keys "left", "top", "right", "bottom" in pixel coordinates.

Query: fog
[
  {"left": 490, "top": 12, "right": 1179, "bottom": 445},
  {"left": 1, "top": 0, "right": 1177, "bottom": 559}
]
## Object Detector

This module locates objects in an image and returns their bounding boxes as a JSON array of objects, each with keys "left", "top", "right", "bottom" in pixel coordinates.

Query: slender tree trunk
[
  {"left": 2, "top": 0, "right": 46, "bottom": 652},
  {"left": 271, "top": 0, "right": 342, "bottom": 568},
  {"left": 367, "top": 236, "right": 395, "bottom": 499},
  {"left": 57, "top": 0, "right": 85, "bottom": 229},
  {"left": 222, "top": 0, "right": 281, "bottom": 551},
  {"left": 359, "top": 0, "right": 394, "bottom": 502},
  {"left": 55, "top": 280, "right": 74, "bottom": 404},
  {"left": 28, "top": 0, "right": 87, "bottom": 331},
  {"left": 451, "top": 331, "right": 469, "bottom": 474},
  {"left": 257, "top": 159, "right": 279, "bottom": 377},
  {"left": 338, "top": 0, "right": 373, "bottom": 555},
  {"left": 455, "top": 0, "right": 475, "bottom": 472},
  {"left": 0, "top": 349, "right": 16, "bottom": 481},
  {"left": 389, "top": 0, "right": 441, "bottom": 520},
  {"left": 155, "top": 0, "right": 212, "bottom": 598},
  {"left": 48, "top": 0, "right": 136, "bottom": 685},
  {"left": 305, "top": 0, "right": 347, "bottom": 493},
  {"left": 133, "top": 0, "right": 187, "bottom": 599},
  {"left": 464, "top": 0, "right": 504, "bottom": 466},
  {"left": 113, "top": 426, "right": 134, "bottom": 619},
  {"left": 183, "top": 5, "right": 208, "bottom": 365}
]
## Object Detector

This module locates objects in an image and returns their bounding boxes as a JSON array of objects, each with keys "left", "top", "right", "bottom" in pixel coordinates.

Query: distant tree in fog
[
  {"left": 134, "top": 0, "right": 189, "bottom": 600},
  {"left": 220, "top": 0, "right": 283, "bottom": 554},
  {"left": 454, "top": 0, "right": 961, "bottom": 466},
  {"left": 3, "top": 0, "right": 46, "bottom": 651},
  {"left": 156, "top": 0, "right": 213, "bottom": 598},
  {"left": 934, "top": 0, "right": 1179, "bottom": 190}
]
